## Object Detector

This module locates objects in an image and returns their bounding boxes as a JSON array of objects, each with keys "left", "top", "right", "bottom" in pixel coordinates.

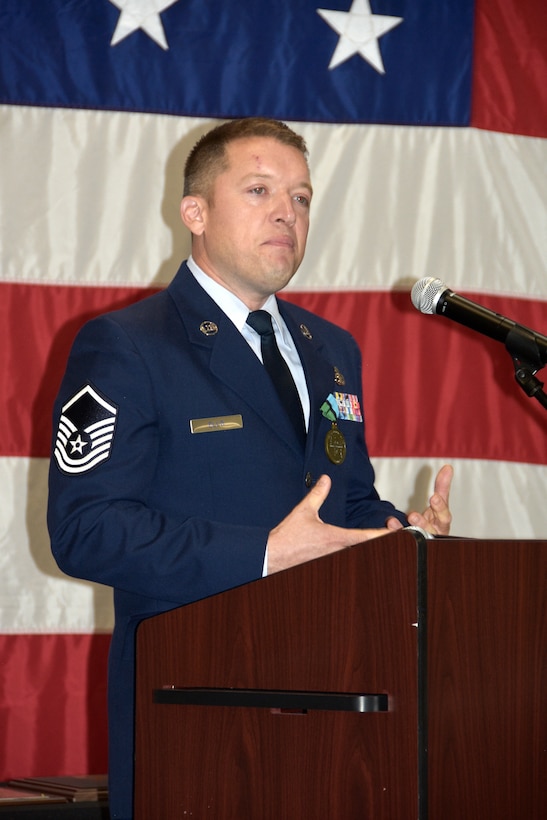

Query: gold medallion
[{"left": 325, "top": 423, "right": 346, "bottom": 464}]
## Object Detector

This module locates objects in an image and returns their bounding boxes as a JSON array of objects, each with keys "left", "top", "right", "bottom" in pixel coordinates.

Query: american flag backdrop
[{"left": 1, "top": 0, "right": 546, "bottom": 781}]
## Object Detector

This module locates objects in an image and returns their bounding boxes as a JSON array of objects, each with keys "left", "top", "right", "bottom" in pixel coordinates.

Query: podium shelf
[{"left": 153, "top": 687, "right": 389, "bottom": 712}]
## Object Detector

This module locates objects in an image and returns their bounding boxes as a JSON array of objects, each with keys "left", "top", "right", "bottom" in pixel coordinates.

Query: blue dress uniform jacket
[{"left": 47, "top": 262, "right": 406, "bottom": 819}]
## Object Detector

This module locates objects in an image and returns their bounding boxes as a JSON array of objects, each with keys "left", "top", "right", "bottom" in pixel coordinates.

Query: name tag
[{"left": 190, "top": 414, "right": 243, "bottom": 434}]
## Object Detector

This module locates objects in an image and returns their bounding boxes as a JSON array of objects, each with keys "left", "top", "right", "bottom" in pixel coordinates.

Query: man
[{"left": 48, "top": 117, "right": 452, "bottom": 819}]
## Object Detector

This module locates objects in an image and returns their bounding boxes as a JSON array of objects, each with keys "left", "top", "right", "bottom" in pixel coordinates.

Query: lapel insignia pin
[
  {"left": 334, "top": 366, "right": 345, "bottom": 386},
  {"left": 200, "top": 321, "right": 218, "bottom": 336},
  {"left": 300, "top": 324, "right": 312, "bottom": 339}
]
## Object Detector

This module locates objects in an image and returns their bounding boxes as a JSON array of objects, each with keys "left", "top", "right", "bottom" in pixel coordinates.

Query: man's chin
[
  {"left": 262, "top": 251, "right": 302, "bottom": 283},
  {"left": 263, "top": 265, "right": 299, "bottom": 294}
]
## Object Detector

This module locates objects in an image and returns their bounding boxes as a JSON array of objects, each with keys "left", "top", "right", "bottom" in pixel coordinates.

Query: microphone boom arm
[{"left": 506, "top": 327, "right": 547, "bottom": 410}]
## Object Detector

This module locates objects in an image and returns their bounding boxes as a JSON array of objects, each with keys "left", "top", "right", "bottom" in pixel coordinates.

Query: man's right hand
[{"left": 266, "top": 474, "right": 389, "bottom": 574}]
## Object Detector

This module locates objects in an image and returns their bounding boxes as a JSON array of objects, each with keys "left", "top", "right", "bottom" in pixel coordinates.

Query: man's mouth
[{"left": 263, "top": 235, "right": 295, "bottom": 249}]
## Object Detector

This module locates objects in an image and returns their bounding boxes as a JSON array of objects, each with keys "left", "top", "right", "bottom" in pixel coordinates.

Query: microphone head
[{"left": 411, "top": 277, "right": 447, "bottom": 314}]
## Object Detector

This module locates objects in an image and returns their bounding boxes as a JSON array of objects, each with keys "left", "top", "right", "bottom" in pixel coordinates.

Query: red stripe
[
  {"left": 285, "top": 290, "right": 547, "bottom": 465},
  {"left": 471, "top": 0, "right": 547, "bottom": 137},
  {"left": 1, "top": 282, "right": 546, "bottom": 464},
  {"left": 0, "top": 282, "right": 156, "bottom": 459},
  {"left": 0, "top": 634, "right": 109, "bottom": 780}
]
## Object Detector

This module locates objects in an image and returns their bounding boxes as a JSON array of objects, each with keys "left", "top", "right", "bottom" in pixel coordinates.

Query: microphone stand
[{"left": 505, "top": 327, "right": 547, "bottom": 411}]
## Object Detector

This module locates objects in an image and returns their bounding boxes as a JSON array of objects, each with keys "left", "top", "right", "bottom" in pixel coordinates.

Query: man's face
[{"left": 186, "top": 136, "right": 312, "bottom": 309}]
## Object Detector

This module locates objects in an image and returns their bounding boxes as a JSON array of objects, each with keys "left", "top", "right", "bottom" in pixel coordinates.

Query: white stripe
[
  {"left": 89, "top": 420, "right": 116, "bottom": 436},
  {"left": 0, "top": 457, "right": 114, "bottom": 633},
  {"left": 54, "top": 443, "right": 113, "bottom": 473},
  {"left": 1, "top": 106, "right": 546, "bottom": 299},
  {"left": 373, "top": 456, "right": 547, "bottom": 540},
  {"left": 58, "top": 418, "right": 77, "bottom": 437},
  {"left": 1, "top": 455, "right": 544, "bottom": 634},
  {"left": 62, "top": 383, "right": 118, "bottom": 416},
  {"left": 90, "top": 431, "right": 115, "bottom": 447}
]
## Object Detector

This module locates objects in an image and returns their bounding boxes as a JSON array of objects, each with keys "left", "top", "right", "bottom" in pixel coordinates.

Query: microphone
[{"left": 411, "top": 277, "right": 547, "bottom": 367}]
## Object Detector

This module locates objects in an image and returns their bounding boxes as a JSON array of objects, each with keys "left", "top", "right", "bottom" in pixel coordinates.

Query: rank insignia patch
[{"left": 54, "top": 384, "right": 118, "bottom": 475}]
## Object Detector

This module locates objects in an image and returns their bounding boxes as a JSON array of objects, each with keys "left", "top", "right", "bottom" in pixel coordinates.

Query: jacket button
[{"left": 305, "top": 472, "right": 313, "bottom": 488}]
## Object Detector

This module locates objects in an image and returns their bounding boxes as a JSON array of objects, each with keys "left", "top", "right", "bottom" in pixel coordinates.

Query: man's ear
[{"left": 180, "top": 196, "right": 207, "bottom": 235}]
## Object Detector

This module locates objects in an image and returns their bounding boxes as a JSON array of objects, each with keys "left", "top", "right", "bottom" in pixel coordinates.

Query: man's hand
[
  {"left": 266, "top": 474, "right": 389, "bottom": 574},
  {"left": 387, "top": 464, "right": 454, "bottom": 536}
]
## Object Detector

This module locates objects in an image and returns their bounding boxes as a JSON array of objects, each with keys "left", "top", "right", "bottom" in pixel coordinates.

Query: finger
[
  {"left": 432, "top": 464, "right": 453, "bottom": 504},
  {"left": 386, "top": 516, "right": 404, "bottom": 531},
  {"left": 408, "top": 511, "right": 443, "bottom": 535},
  {"left": 304, "top": 473, "right": 332, "bottom": 514}
]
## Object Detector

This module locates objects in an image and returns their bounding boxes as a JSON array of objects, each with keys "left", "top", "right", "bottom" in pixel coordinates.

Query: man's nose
[{"left": 272, "top": 193, "right": 296, "bottom": 226}]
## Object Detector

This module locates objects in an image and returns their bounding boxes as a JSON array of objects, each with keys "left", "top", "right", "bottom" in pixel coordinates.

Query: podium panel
[
  {"left": 428, "top": 539, "right": 546, "bottom": 820},
  {"left": 135, "top": 533, "right": 421, "bottom": 819},
  {"left": 134, "top": 534, "right": 546, "bottom": 819}
]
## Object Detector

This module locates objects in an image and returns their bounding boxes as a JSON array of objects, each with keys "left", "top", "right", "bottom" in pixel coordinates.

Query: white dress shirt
[{"left": 187, "top": 256, "right": 310, "bottom": 429}]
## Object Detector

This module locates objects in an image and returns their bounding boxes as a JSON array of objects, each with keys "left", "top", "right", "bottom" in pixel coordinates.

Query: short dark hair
[{"left": 183, "top": 117, "right": 309, "bottom": 199}]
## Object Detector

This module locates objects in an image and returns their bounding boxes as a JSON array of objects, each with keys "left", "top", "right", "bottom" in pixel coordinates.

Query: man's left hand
[{"left": 387, "top": 464, "right": 454, "bottom": 536}]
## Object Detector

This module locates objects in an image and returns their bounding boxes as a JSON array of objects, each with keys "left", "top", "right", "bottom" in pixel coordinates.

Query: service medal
[{"left": 325, "top": 422, "right": 346, "bottom": 465}]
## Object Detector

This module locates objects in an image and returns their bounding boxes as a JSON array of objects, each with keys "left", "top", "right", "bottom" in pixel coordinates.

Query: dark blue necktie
[{"left": 246, "top": 310, "right": 306, "bottom": 446}]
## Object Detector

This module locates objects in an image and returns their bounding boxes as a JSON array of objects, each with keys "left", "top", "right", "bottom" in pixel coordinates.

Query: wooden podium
[{"left": 134, "top": 532, "right": 545, "bottom": 819}]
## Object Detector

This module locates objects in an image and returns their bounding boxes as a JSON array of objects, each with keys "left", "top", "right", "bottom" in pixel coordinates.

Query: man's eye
[
  {"left": 250, "top": 186, "right": 266, "bottom": 195},
  {"left": 294, "top": 195, "right": 310, "bottom": 207}
]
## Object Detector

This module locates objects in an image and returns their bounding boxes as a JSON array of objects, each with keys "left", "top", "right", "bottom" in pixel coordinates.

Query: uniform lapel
[
  {"left": 278, "top": 301, "right": 338, "bottom": 453},
  {"left": 167, "top": 264, "right": 306, "bottom": 452}
]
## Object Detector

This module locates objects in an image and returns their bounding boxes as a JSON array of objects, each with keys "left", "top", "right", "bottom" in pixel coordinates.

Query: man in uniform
[{"left": 48, "top": 117, "right": 452, "bottom": 819}]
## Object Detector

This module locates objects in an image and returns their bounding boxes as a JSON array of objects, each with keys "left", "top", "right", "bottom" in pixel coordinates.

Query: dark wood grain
[
  {"left": 135, "top": 531, "right": 419, "bottom": 819},
  {"left": 428, "top": 539, "right": 546, "bottom": 820},
  {"left": 134, "top": 534, "right": 546, "bottom": 819}
]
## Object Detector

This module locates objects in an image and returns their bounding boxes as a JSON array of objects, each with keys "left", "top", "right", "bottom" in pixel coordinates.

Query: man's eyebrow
[{"left": 240, "top": 172, "right": 313, "bottom": 195}]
